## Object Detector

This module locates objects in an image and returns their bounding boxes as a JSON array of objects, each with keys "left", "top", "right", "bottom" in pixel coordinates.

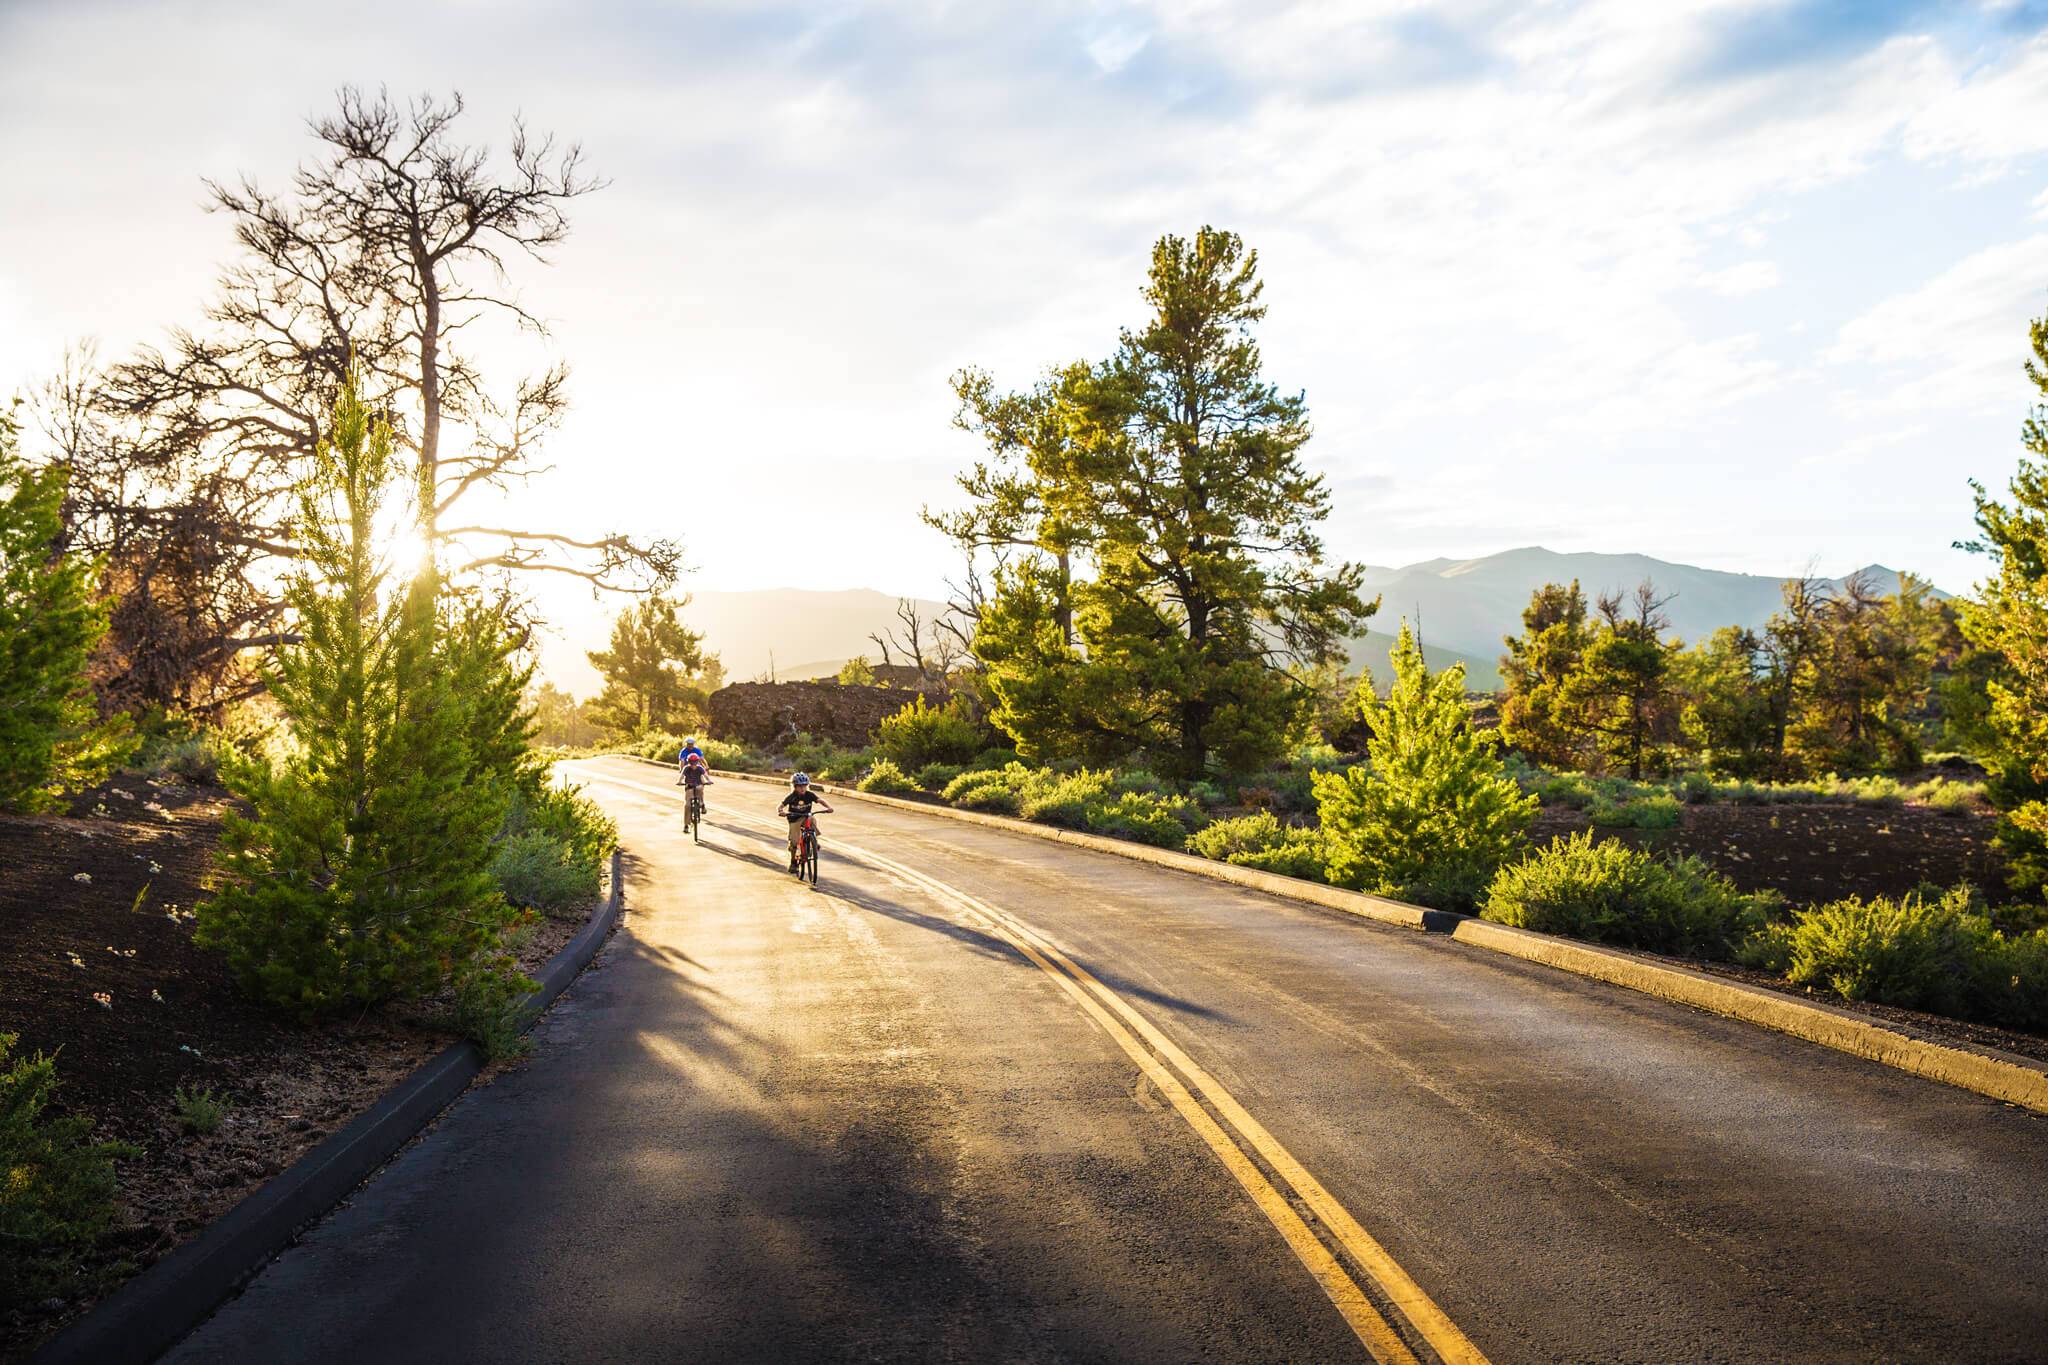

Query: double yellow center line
[{"left": 584, "top": 765, "right": 1489, "bottom": 1364}]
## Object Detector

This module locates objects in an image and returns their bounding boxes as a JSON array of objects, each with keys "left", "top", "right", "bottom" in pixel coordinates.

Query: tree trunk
[
  {"left": 1054, "top": 549, "right": 1074, "bottom": 648},
  {"left": 410, "top": 222, "right": 442, "bottom": 541}
]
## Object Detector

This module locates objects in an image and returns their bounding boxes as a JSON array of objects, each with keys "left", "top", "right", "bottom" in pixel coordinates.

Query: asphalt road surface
[{"left": 165, "top": 756, "right": 2048, "bottom": 1363}]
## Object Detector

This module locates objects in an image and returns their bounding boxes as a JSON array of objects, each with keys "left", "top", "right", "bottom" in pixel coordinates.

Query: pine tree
[
  {"left": 1961, "top": 307, "right": 2048, "bottom": 893},
  {"left": 1313, "top": 623, "right": 1535, "bottom": 909},
  {"left": 1674, "top": 626, "right": 1777, "bottom": 778},
  {"left": 586, "top": 594, "right": 718, "bottom": 737},
  {"left": 1560, "top": 582, "right": 1681, "bottom": 779},
  {"left": 0, "top": 405, "right": 124, "bottom": 810},
  {"left": 1786, "top": 572, "right": 1943, "bottom": 775},
  {"left": 954, "top": 228, "right": 1373, "bottom": 777},
  {"left": 1498, "top": 580, "right": 1592, "bottom": 769},
  {"left": 197, "top": 375, "right": 521, "bottom": 1018}
]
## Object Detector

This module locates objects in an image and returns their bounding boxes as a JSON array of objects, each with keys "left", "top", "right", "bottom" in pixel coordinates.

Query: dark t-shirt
[
  {"left": 779, "top": 788, "right": 825, "bottom": 821},
  {"left": 682, "top": 765, "right": 707, "bottom": 789}
]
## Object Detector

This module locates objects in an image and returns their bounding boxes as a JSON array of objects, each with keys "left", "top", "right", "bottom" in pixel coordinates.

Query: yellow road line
[{"left": 575, "top": 765, "right": 1485, "bottom": 1364}]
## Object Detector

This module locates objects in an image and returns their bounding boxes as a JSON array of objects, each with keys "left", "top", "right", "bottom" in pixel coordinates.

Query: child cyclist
[
  {"left": 777, "top": 772, "right": 833, "bottom": 873},
  {"left": 681, "top": 751, "right": 711, "bottom": 815}
]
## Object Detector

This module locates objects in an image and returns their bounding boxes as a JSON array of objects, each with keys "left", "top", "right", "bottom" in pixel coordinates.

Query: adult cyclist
[
  {"left": 675, "top": 736, "right": 704, "bottom": 784},
  {"left": 777, "top": 772, "right": 833, "bottom": 874}
]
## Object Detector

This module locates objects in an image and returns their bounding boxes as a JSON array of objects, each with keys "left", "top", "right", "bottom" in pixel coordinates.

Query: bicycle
[
  {"left": 793, "top": 814, "right": 820, "bottom": 886},
  {"left": 684, "top": 785, "right": 705, "bottom": 843}
]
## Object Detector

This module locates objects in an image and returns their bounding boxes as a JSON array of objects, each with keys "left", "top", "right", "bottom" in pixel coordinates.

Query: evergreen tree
[
  {"left": 1313, "top": 623, "right": 1535, "bottom": 909},
  {"left": 1787, "top": 572, "right": 1942, "bottom": 774},
  {"left": 1498, "top": 580, "right": 1592, "bottom": 769},
  {"left": 1560, "top": 583, "right": 1681, "bottom": 779},
  {"left": 197, "top": 375, "right": 522, "bottom": 1018},
  {"left": 1961, "top": 306, "right": 2048, "bottom": 892},
  {"left": 528, "top": 680, "right": 600, "bottom": 748},
  {"left": 958, "top": 228, "right": 1373, "bottom": 777},
  {"left": 0, "top": 405, "right": 124, "bottom": 810},
  {"left": 1753, "top": 576, "right": 1829, "bottom": 776},
  {"left": 586, "top": 594, "right": 719, "bottom": 737},
  {"left": 1675, "top": 626, "right": 1777, "bottom": 778}
]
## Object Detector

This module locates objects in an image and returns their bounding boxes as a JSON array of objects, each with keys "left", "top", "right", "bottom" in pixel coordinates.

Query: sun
[{"left": 372, "top": 508, "right": 434, "bottom": 577}]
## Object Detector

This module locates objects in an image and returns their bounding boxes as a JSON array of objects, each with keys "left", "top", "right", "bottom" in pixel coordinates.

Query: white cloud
[
  {"left": 1901, "top": 32, "right": 2048, "bottom": 168},
  {"left": 1084, "top": 24, "right": 1150, "bottom": 73},
  {"left": 1701, "top": 260, "right": 1780, "bottom": 296},
  {"left": 1827, "top": 233, "right": 2048, "bottom": 417}
]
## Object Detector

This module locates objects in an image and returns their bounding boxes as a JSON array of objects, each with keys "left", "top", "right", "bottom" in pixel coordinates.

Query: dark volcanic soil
[
  {"left": 1533, "top": 800, "right": 2012, "bottom": 910},
  {"left": 0, "top": 771, "right": 592, "bottom": 1362}
]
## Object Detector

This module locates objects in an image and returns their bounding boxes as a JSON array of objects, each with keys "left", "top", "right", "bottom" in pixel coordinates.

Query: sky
[{"left": 4, "top": 0, "right": 2048, "bottom": 689}]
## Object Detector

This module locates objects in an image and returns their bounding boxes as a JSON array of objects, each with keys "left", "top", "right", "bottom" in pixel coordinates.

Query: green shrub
[
  {"left": 1187, "top": 779, "right": 1226, "bottom": 808},
  {"left": 700, "top": 737, "right": 767, "bottom": 771},
  {"left": 938, "top": 762, "right": 1199, "bottom": 847},
  {"left": 1483, "top": 832, "right": 1773, "bottom": 959},
  {"left": 858, "top": 759, "right": 920, "bottom": 795},
  {"left": 943, "top": 763, "right": 1028, "bottom": 814},
  {"left": 1842, "top": 774, "right": 1905, "bottom": 807},
  {"left": 134, "top": 731, "right": 224, "bottom": 786},
  {"left": 1110, "top": 768, "right": 1172, "bottom": 797},
  {"left": 454, "top": 970, "right": 535, "bottom": 1063},
  {"left": 1314, "top": 626, "right": 1534, "bottom": 910},
  {"left": 504, "top": 777, "right": 617, "bottom": 872},
  {"left": 970, "top": 746, "right": 1021, "bottom": 771},
  {"left": 1749, "top": 886, "right": 1994, "bottom": 1014},
  {"left": 1018, "top": 769, "right": 1117, "bottom": 827},
  {"left": 1083, "top": 790, "right": 1200, "bottom": 847},
  {"left": 1532, "top": 772, "right": 1600, "bottom": 809},
  {"left": 1, "top": 1033, "right": 135, "bottom": 1309},
  {"left": 1586, "top": 794, "right": 1682, "bottom": 829},
  {"left": 492, "top": 830, "right": 602, "bottom": 914},
  {"left": 783, "top": 733, "right": 870, "bottom": 781},
  {"left": 1186, "top": 812, "right": 1327, "bottom": 880},
  {"left": 825, "top": 748, "right": 874, "bottom": 781},
  {"left": 913, "top": 762, "right": 965, "bottom": 791},
  {"left": 1674, "top": 772, "right": 1715, "bottom": 805},
  {"left": 1995, "top": 930, "right": 2048, "bottom": 1030},
  {"left": 1187, "top": 811, "right": 1290, "bottom": 861},
  {"left": 873, "top": 694, "right": 986, "bottom": 770},
  {"left": 1231, "top": 831, "right": 1330, "bottom": 881},
  {"left": 173, "top": 1084, "right": 228, "bottom": 1135},
  {"left": 1909, "top": 778, "right": 1982, "bottom": 817}
]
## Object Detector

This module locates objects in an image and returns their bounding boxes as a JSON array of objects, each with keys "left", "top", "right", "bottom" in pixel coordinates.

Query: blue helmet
[{"left": 791, "top": 772, "right": 811, "bottom": 787}]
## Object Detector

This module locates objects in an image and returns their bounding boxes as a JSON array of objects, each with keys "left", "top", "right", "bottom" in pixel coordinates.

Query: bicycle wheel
[{"left": 803, "top": 830, "right": 819, "bottom": 885}]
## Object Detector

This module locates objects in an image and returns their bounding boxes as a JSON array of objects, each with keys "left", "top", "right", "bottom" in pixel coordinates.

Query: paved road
[{"left": 167, "top": 756, "right": 2048, "bottom": 1363}]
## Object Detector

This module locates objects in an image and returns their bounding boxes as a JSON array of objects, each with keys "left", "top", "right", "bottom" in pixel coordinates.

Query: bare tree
[
  {"left": 868, "top": 598, "right": 965, "bottom": 697},
  {"left": 88, "top": 88, "right": 679, "bottom": 703}
]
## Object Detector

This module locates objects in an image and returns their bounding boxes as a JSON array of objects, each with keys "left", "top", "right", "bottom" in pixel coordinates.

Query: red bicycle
[{"left": 793, "top": 815, "right": 820, "bottom": 886}]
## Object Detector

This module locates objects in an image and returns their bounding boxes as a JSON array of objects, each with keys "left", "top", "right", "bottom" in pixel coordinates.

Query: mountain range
[{"left": 535, "top": 550, "right": 1950, "bottom": 696}]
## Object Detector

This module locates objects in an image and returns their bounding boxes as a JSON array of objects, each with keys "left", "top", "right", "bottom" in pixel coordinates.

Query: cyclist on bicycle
[
  {"left": 676, "top": 736, "right": 704, "bottom": 784},
  {"left": 778, "top": 772, "right": 833, "bottom": 872},
  {"left": 681, "top": 752, "right": 711, "bottom": 813}
]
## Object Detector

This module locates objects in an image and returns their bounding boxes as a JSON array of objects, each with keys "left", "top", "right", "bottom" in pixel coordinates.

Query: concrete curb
[
  {"left": 33, "top": 848, "right": 628, "bottom": 1365},
  {"left": 636, "top": 757, "right": 2048, "bottom": 1115}
]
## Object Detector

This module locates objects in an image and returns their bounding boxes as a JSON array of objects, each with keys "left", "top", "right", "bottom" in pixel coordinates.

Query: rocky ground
[
  {"left": 1532, "top": 799, "right": 2012, "bottom": 910},
  {"left": 0, "top": 772, "right": 592, "bottom": 1363}
]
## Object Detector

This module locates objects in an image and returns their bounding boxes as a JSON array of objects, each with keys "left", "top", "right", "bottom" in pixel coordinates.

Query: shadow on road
[{"left": 676, "top": 817, "right": 1234, "bottom": 1023}]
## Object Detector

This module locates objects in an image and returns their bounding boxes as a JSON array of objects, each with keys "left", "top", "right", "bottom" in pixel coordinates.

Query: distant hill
[
  {"left": 1356, "top": 548, "right": 1948, "bottom": 677},
  {"left": 534, "top": 552, "right": 1951, "bottom": 697},
  {"left": 679, "top": 589, "right": 951, "bottom": 683}
]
